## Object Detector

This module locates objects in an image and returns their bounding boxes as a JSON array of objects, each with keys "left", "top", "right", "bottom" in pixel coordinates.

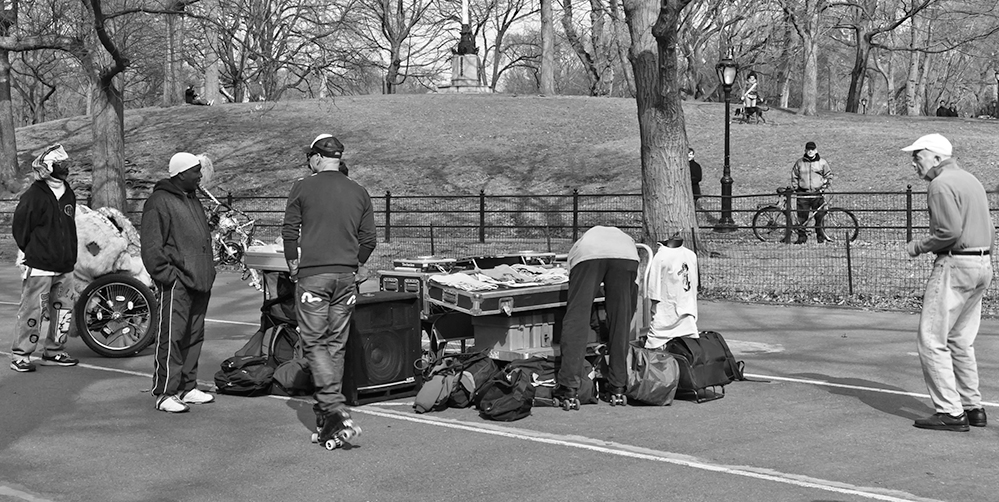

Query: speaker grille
[{"left": 344, "top": 292, "right": 422, "bottom": 405}]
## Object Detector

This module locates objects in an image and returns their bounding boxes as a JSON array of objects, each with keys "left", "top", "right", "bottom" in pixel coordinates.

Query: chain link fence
[{"left": 2, "top": 188, "right": 997, "bottom": 311}]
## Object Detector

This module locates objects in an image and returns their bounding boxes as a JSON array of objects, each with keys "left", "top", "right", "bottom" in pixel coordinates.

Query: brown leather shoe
[
  {"left": 914, "top": 412, "right": 969, "bottom": 432},
  {"left": 967, "top": 408, "right": 987, "bottom": 427}
]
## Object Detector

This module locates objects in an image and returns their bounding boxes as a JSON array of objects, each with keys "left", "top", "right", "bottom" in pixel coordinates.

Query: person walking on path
[
  {"left": 788, "top": 141, "right": 832, "bottom": 244},
  {"left": 553, "top": 225, "right": 639, "bottom": 408},
  {"left": 141, "top": 152, "right": 217, "bottom": 413},
  {"left": 282, "top": 134, "right": 377, "bottom": 436},
  {"left": 10, "top": 144, "right": 79, "bottom": 372},
  {"left": 902, "top": 133, "right": 993, "bottom": 432}
]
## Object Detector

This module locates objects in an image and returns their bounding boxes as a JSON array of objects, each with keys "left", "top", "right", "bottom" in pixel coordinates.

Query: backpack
[
  {"left": 475, "top": 367, "right": 535, "bottom": 422},
  {"left": 214, "top": 355, "right": 274, "bottom": 397},
  {"left": 665, "top": 331, "right": 741, "bottom": 403},
  {"left": 504, "top": 356, "right": 597, "bottom": 407},
  {"left": 413, "top": 350, "right": 501, "bottom": 413},
  {"left": 272, "top": 357, "right": 315, "bottom": 396}
]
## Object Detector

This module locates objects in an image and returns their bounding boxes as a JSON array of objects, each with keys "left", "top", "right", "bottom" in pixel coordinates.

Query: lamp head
[{"left": 715, "top": 54, "right": 738, "bottom": 88}]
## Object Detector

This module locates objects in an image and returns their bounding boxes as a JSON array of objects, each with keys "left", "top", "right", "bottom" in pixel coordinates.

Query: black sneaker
[
  {"left": 10, "top": 359, "right": 36, "bottom": 372},
  {"left": 40, "top": 352, "right": 79, "bottom": 367},
  {"left": 967, "top": 408, "right": 987, "bottom": 427},
  {"left": 914, "top": 412, "right": 969, "bottom": 432}
]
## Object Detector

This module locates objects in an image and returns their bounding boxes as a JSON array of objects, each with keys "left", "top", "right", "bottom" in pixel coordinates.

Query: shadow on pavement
[{"left": 791, "top": 373, "right": 933, "bottom": 420}]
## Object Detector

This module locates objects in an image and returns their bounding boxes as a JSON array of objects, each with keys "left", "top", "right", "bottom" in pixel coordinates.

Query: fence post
[
  {"left": 384, "top": 191, "right": 392, "bottom": 243},
  {"left": 479, "top": 189, "right": 486, "bottom": 243},
  {"left": 782, "top": 188, "right": 794, "bottom": 243},
  {"left": 905, "top": 184, "right": 912, "bottom": 243},
  {"left": 572, "top": 189, "right": 579, "bottom": 242},
  {"left": 846, "top": 233, "right": 854, "bottom": 295}
]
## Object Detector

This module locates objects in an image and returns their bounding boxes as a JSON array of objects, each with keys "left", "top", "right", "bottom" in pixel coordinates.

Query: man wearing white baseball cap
[
  {"left": 283, "top": 134, "right": 376, "bottom": 443},
  {"left": 902, "top": 133, "right": 994, "bottom": 432},
  {"left": 141, "top": 152, "right": 217, "bottom": 413}
]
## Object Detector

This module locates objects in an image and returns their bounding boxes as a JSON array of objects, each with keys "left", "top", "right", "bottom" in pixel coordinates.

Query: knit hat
[
  {"left": 31, "top": 144, "right": 69, "bottom": 179},
  {"left": 169, "top": 152, "right": 201, "bottom": 177},
  {"left": 805, "top": 141, "right": 817, "bottom": 150},
  {"left": 308, "top": 134, "right": 344, "bottom": 158},
  {"left": 901, "top": 134, "right": 952, "bottom": 157}
]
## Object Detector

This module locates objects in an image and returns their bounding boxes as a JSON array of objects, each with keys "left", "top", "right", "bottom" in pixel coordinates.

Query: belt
[{"left": 938, "top": 249, "right": 990, "bottom": 256}]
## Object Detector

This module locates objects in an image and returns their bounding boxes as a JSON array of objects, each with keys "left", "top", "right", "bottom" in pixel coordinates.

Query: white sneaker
[
  {"left": 156, "top": 395, "right": 190, "bottom": 413},
  {"left": 181, "top": 388, "right": 215, "bottom": 404}
]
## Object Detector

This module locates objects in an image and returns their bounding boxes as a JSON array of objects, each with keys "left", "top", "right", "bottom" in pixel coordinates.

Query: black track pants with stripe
[{"left": 151, "top": 280, "right": 212, "bottom": 397}]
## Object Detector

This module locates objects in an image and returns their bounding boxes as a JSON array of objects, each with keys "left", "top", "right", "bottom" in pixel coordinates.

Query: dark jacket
[
  {"left": 140, "top": 178, "right": 216, "bottom": 292},
  {"left": 282, "top": 170, "right": 377, "bottom": 278},
  {"left": 12, "top": 180, "right": 77, "bottom": 273}
]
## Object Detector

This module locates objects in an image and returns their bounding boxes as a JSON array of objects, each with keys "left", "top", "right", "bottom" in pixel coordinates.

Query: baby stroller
[{"left": 235, "top": 270, "right": 301, "bottom": 367}]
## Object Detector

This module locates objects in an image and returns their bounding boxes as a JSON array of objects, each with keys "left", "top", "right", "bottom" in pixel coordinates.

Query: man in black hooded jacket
[{"left": 141, "top": 152, "right": 217, "bottom": 413}]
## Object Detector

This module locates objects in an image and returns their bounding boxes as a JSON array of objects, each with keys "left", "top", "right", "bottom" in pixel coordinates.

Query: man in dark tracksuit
[
  {"left": 283, "top": 134, "right": 377, "bottom": 435},
  {"left": 10, "top": 144, "right": 79, "bottom": 372},
  {"left": 141, "top": 152, "right": 217, "bottom": 413},
  {"left": 554, "top": 226, "right": 639, "bottom": 408}
]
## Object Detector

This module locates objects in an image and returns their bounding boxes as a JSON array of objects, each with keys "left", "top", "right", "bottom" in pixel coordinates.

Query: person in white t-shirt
[{"left": 645, "top": 238, "right": 699, "bottom": 349}]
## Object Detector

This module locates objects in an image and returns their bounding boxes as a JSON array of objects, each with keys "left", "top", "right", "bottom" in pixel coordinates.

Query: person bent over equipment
[{"left": 554, "top": 226, "right": 639, "bottom": 410}]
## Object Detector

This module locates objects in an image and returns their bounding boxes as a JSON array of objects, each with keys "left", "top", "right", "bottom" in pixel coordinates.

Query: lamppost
[
  {"left": 714, "top": 54, "right": 738, "bottom": 233},
  {"left": 861, "top": 98, "right": 868, "bottom": 115}
]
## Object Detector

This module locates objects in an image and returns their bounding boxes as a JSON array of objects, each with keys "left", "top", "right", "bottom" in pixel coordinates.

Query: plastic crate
[{"left": 471, "top": 312, "right": 555, "bottom": 352}]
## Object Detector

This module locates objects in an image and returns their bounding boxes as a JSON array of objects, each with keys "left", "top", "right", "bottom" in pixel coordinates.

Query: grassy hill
[{"left": 11, "top": 94, "right": 999, "bottom": 200}]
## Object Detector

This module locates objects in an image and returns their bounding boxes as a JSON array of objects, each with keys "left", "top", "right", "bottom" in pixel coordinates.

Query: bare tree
[
  {"left": 352, "top": 0, "right": 445, "bottom": 93},
  {"left": 780, "top": 0, "right": 830, "bottom": 115},
  {"left": 560, "top": 0, "right": 617, "bottom": 96},
  {"left": 540, "top": 0, "right": 554, "bottom": 94},
  {"left": 622, "top": 0, "right": 695, "bottom": 243}
]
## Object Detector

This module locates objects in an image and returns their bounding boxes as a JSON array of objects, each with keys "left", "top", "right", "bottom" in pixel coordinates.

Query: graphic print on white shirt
[{"left": 645, "top": 244, "right": 699, "bottom": 349}]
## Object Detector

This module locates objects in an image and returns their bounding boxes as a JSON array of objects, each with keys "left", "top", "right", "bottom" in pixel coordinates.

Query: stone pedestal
[{"left": 436, "top": 54, "right": 492, "bottom": 93}]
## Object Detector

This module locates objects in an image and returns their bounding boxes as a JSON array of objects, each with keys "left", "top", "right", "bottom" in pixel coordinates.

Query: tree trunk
[
  {"left": 845, "top": 31, "right": 870, "bottom": 113},
  {"left": 90, "top": 78, "right": 127, "bottom": 211},
  {"left": 540, "top": 0, "right": 554, "bottom": 95},
  {"left": 0, "top": 48, "right": 19, "bottom": 191},
  {"left": 799, "top": 28, "right": 818, "bottom": 116},
  {"left": 624, "top": 0, "right": 694, "bottom": 244},
  {"left": 162, "top": 13, "right": 183, "bottom": 107}
]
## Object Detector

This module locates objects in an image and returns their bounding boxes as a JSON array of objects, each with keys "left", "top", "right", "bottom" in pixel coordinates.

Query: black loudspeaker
[{"left": 343, "top": 291, "right": 422, "bottom": 406}]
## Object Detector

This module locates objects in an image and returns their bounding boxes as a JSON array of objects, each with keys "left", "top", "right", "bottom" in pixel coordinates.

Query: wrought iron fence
[{"left": 2, "top": 187, "right": 997, "bottom": 309}]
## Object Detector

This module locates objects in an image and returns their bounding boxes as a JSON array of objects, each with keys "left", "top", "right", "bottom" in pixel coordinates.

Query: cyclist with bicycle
[{"left": 788, "top": 141, "right": 832, "bottom": 244}]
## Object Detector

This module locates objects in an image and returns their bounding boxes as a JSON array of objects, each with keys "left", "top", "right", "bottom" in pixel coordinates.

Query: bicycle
[
  {"left": 201, "top": 186, "right": 264, "bottom": 290},
  {"left": 752, "top": 186, "right": 859, "bottom": 243}
]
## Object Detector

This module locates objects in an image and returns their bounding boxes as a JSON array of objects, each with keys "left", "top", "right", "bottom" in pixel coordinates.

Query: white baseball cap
[
  {"left": 169, "top": 152, "right": 201, "bottom": 177},
  {"left": 901, "top": 134, "right": 952, "bottom": 157}
]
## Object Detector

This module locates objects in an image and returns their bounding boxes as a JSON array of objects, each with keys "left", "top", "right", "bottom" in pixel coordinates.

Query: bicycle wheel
[
  {"left": 752, "top": 206, "right": 790, "bottom": 242},
  {"left": 74, "top": 274, "right": 158, "bottom": 358},
  {"left": 820, "top": 208, "right": 860, "bottom": 242}
]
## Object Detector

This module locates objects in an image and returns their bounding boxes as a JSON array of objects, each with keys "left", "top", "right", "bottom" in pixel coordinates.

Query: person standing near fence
[
  {"left": 283, "top": 134, "right": 377, "bottom": 439},
  {"left": 10, "top": 144, "right": 79, "bottom": 372},
  {"left": 141, "top": 152, "right": 217, "bottom": 413},
  {"left": 902, "top": 133, "right": 993, "bottom": 432},
  {"left": 788, "top": 141, "right": 832, "bottom": 244}
]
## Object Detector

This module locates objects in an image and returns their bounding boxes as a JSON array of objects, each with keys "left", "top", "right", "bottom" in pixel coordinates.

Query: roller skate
[
  {"left": 551, "top": 385, "right": 580, "bottom": 411},
  {"left": 316, "top": 409, "right": 362, "bottom": 450},
  {"left": 608, "top": 387, "right": 627, "bottom": 407},
  {"left": 310, "top": 405, "right": 325, "bottom": 444}
]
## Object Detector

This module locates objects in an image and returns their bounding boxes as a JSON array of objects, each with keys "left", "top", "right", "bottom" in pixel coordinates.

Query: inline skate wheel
[{"left": 311, "top": 432, "right": 319, "bottom": 443}]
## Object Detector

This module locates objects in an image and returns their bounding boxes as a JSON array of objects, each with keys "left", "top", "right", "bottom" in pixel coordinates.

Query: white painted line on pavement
[
  {"left": 748, "top": 373, "right": 999, "bottom": 407},
  {"left": 6, "top": 352, "right": 954, "bottom": 502},
  {"left": 350, "top": 406, "right": 942, "bottom": 502},
  {"left": 205, "top": 318, "right": 258, "bottom": 327},
  {"left": 0, "top": 485, "right": 53, "bottom": 502}
]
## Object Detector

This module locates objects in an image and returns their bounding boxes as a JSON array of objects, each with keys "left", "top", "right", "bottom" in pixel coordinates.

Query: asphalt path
[{"left": 1, "top": 266, "right": 998, "bottom": 502}]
